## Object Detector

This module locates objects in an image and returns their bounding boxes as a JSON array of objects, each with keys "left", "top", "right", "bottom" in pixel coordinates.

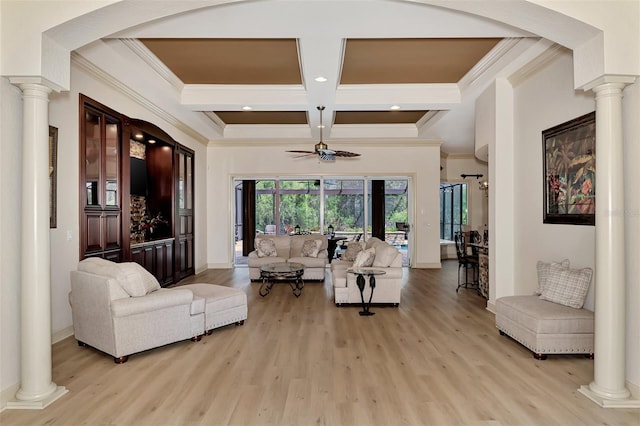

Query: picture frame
[
  {"left": 542, "top": 111, "right": 595, "bottom": 225},
  {"left": 49, "top": 125, "right": 58, "bottom": 228}
]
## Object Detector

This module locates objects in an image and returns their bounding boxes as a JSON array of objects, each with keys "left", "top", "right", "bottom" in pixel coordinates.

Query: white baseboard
[
  {"left": 207, "top": 263, "right": 232, "bottom": 269},
  {"left": 52, "top": 326, "right": 74, "bottom": 344},
  {"left": 486, "top": 300, "right": 496, "bottom": 314},
  {"left": 0, "top": 383, "right": 20, "bottom": 413},
  {"left": 628, "top": 380, "right": 640, "bottom": 400},
  {"left": 412, "top": 262, "right": 441, "bottom": 268}
]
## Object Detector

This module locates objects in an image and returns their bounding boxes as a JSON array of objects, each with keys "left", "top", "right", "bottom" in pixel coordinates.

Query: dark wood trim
[
  {"left": 371, "top": 180, "right": 385, "bottom": 239},
  {"left": 242, "top": 180, "right": 256, "bottom": 256}
]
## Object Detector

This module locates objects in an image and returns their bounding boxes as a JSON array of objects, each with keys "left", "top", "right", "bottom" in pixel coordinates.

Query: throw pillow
[
  {"left": 256, "top": 238, "right": 278, "bottom": 258},
  {"left": 536, "top": 259, "right": 570, "bottom": 295},
  {"left": 343, "top": 241, "right": 364, "bottom": 262},
  {"left": 373, "top": 243, "right": 399, "bottom": 267},
  {"left": 301, "top": 239, "right": 322, "bottom": 257},
  {"left": 540, "top": 263, "right": 593, "bottom": 309},
  {"left": 353, "top": 248, "right": 375, "bottom": 268},
  {"left": 113, "top": 262, "right": 160, "bottom": 297},
  {"left": 78, "top": 258, "right": 160, "bottom": 297}
]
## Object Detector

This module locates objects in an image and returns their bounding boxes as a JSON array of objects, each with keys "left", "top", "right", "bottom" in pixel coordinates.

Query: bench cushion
[{"left": 496, "top": 295, "right": 593, "bottom": 334}]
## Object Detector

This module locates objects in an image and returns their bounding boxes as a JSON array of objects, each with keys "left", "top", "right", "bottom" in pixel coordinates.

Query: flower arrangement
[
  {"left": 140, "top": 212, "right": 168, "bottom": 233},
  {"left": 131, "top": 211, "right": 168, "bottom": 242}
]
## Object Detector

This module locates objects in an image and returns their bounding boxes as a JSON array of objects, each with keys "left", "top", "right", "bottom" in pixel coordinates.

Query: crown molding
[
  {"left": 459, "top": 37, "right": 523, "bottom": 89},
  {"left": 508, "top": 42, "right": 566, "bottom": 87},
  {"left": 120, "top": 38, "right": 184, "bottom": 92},
  {"left": 208, "top": 138, "right": 442, "bottom": 148},
  {"left": 71, "top": 52, "right": 209, "bottom": 146}
]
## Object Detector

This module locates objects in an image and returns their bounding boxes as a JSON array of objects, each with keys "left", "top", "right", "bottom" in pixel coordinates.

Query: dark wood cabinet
[
  {"left": 131, "top": 238, "right": 174, "bottom": 287},
  {"left": 79, "top": 95, "right": 194, "bottom": 286},
  {"left": 175, "top": 147, "right": 195, "bottom": 280},
  {"left": 79, "top": 98, "right": 123, "bottom": 259}
]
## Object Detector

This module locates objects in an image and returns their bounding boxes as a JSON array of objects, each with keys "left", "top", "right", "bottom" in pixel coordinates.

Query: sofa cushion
[
  {"left": 290, "top": 255, "right": 327, "bottom": 268},
  {"left": 332, "top": 269, "right": 347, "bottom": 288},
  {"left": 249, "top": 256, "right": 288, "bottom": 268},
  {"left": 496, "top": 295, "right": 594, "bottom": 334},
  {"left": 301, "top": 239, "right": 322, "bottom": 257},
  {"left": 343, "top": 241, "right": 364, "bottom": 261},
  {"left": 536, "top": 259, "right": 570, "bottom": 295},
  {"left": 373, "top": 243, "right": 399, "bottom": 267},
  {"left": 540, "top": 264, "right": 593, "bottom": 309},
  {"left": 256, "top": 238, "right": 278, "bottom": 258},
  {"left": 353, "top": 248, "right": 375, "bottom": 267},
  {"left": 78, "top": 258, "right": 160, "bottom": 297}
]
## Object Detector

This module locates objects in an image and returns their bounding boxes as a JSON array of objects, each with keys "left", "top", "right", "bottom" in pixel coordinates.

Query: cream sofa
[
  {"left": 70, "top": 258, "right": 205, "bottom": 362},
  {"left": 330, "top": 236, "right": 403, "bottom": 306},
  {"left": 248, "top": 234, "right": 329, "bottom": 281}
]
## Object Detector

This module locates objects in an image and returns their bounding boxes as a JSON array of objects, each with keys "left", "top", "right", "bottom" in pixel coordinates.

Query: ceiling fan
[{"left": 287, "top": 106, "right": 361, "bottom": 161}]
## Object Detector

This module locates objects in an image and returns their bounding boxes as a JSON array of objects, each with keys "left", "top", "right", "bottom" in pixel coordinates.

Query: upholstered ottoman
[
  {"left": 180, "top": 284, "right": 247, "bottom": 334},
  {"left": 496, "top": 295, "right": 594, "bottom": 360}
]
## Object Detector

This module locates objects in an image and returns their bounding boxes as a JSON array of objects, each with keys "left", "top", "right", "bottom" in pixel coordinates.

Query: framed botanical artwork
[
  {"left": 49, "top": 125, "right": 58, "bottom": 228},
  {"left": 542, "top": 111, "right": 595, "bottom": 225}
]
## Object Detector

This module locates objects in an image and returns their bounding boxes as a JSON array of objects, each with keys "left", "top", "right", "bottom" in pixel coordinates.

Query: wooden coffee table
[{"left": 259, "top": 262, "right": 305, "bottom": 297}]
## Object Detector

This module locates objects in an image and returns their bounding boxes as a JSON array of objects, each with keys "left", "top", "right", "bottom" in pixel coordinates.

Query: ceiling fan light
[{"left": 315, "top": 141, "right": 328, "bottom": 151}]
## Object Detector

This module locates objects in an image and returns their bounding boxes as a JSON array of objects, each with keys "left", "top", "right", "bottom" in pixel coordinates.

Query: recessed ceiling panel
[
  {"left": 335, "top": 111, "right": 427, "bottom": 125},
  {"left": 340, "top": 38, "right": 502, "bottom": 84},
  {"left": 215, "top": 111, "right": 308, "bottom": 125},
  {"left": 140, "top": 38, "right": 302, "bottom": 84}
]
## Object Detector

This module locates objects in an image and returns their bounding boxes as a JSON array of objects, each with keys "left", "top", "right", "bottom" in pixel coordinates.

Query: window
[
  {"left": 440, "top": 182, "right": 467, "bottom": 240},
  {"left": 323, "top": 179, "right": 365, "bottom": 237}
]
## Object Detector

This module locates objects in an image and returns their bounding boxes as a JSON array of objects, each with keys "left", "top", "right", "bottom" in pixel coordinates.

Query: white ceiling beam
[
  {"left": 334, "top": 84, "right": 460, "bottom": 110},
  {"left": 181, "top": 85, "right": 308, "bottom": 110}
]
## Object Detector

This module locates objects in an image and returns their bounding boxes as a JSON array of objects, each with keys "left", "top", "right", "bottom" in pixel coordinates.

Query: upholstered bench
[
  {"left": 496, "top": 295, "right": 594, "bottom": 359},
  {"left": 180, "top": 284, "right": 247, "bottom": 334}
]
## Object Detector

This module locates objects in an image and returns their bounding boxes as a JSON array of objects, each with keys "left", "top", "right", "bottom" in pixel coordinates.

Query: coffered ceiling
[{"left": 87, "top": 0, "right": 544, "bottom": 153}]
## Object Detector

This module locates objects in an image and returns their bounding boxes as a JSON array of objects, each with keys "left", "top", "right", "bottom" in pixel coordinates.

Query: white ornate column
[
  {"left": 578, "top": 75, "right": 640, "bottom": 408},
  {"left": 7, "top": 78, "right": 67, "bottom": 409}
]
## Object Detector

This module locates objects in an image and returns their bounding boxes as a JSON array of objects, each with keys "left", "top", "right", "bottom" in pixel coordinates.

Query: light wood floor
[{"left": 2, "top": 261, "right": 638, "bottom": 426}]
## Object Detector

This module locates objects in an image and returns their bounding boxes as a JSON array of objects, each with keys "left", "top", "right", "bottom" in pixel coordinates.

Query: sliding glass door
[{"left": 233, "top": 176, "right": 411, "bottom": 266}]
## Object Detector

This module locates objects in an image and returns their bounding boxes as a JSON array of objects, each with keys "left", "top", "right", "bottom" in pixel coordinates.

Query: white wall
[
  {"left": 206, "top": 143, "right": 442, "bottom": 269},
  {"left": 0, "top": 78, "right": 24, "bottom": 406},
  {"left": 512, "top": 51, "right": 596, "bottom": 309}
]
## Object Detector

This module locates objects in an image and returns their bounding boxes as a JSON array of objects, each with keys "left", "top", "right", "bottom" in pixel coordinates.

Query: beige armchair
[{"left": 69, "top": 258, "right": 205, "bottom": 363}]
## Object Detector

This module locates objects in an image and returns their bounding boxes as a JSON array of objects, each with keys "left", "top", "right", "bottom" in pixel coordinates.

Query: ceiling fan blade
[
  {"left": 333, "top": 150, "right": 361, "bottom": 157},
  {"left": 319, "top": 152, "right": 336, "bottom": 161}
]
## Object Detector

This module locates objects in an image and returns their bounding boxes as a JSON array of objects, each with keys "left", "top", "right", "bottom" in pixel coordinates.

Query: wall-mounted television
[{"left": 130, "top": 157, "right": 148, "bottom": 196}]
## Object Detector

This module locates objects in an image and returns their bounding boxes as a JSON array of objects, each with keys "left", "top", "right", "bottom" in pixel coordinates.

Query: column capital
[
  {"left": 583, "top": 75, "right": 636, "bottom": 92},
  {"left": 8, "top": 76, "right": 62, "bottom": 93}
]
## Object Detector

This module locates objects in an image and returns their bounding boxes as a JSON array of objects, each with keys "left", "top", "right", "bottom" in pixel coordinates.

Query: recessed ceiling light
[
  {"left": 242, "top": 106, "right": 253, "bottom": 111},
  {"left": 390, "top": 105, "right": 401, "bottom": 110},
  {"left": 134, "top": 133, "right": 144, "bottom": 139},
  {"left": 317, "top": 125, "right": 325, "bottom": 129},
  {"left": 148, "top": 139, "right": 156, "bottom": 144},
  {"left": 314, "top": 76, "right": 328, "bottom": 82}
]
